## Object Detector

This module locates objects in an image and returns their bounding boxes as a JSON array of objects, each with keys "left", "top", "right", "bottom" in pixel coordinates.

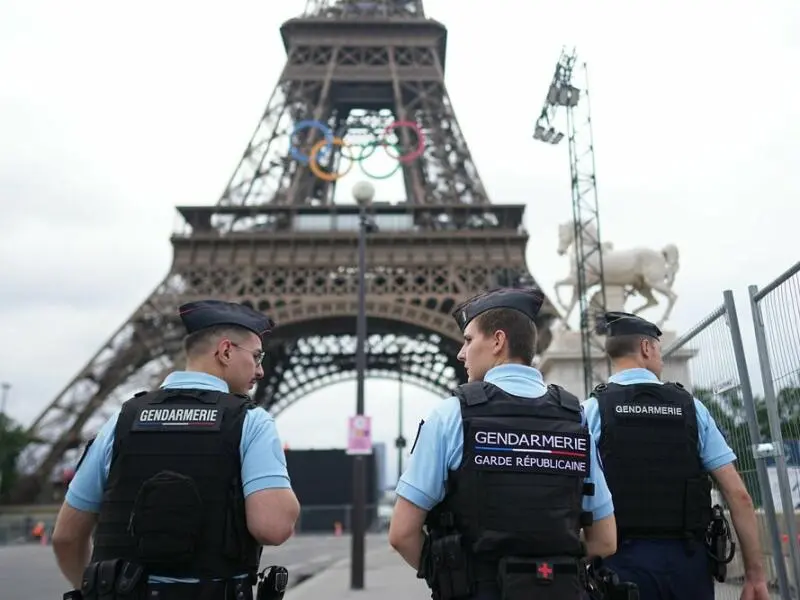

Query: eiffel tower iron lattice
[{"left": 14, "top": 0, "right": 559, "bottom": 503}]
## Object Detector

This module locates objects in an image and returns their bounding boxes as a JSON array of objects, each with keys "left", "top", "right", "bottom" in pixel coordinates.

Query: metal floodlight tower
[{"left": 533, "top": 47, "right": 610, "bottom": 397}]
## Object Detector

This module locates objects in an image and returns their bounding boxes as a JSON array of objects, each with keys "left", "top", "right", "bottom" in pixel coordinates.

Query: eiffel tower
[{"left": 14, "top": 0, "right": 560, "bottom": 502}]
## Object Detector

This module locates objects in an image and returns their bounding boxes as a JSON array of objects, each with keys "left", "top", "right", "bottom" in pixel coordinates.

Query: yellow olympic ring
[{"left": 308, "top": 137, "right": 355, "bottom": 182}]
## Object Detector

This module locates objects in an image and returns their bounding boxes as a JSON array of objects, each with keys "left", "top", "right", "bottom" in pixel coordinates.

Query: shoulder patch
[
  {"left": 467, "top": 425, "right": 589, "bottom": 476},
  {"left": 131, "top": 404, "right": 223, "bottom": 432}
]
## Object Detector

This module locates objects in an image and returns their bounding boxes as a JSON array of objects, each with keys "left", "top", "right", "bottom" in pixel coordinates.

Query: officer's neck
[
  {"left": 492, "top": 358, "right": 527, "bottom": 369},
  {"left": 610, "top": 357, "right": 649, "bottom": 375},
  {"left": 184, "top": 358, "right": 227, "bottom": 382}
]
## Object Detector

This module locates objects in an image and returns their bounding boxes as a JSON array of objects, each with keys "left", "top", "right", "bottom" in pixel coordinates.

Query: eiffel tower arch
[{"left": 13, "top": 0, "right": 559, "bottom": 503}]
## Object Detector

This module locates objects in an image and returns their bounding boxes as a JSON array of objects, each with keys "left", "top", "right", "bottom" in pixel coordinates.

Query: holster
[
  {"left": 496, "top": 556, "right": 584, "bottom": 600},
  {"left": 256, "top": 566, "right": 289, "bottom": 600},
  {"left": 81, "top": 560, "right": 145, "bottom": 600},
  {"left": 705, "top": 504, "right": 736, "bottom": 583},
  {"left": 426, "top": 534, "right": 474, "bottom": 600},
  {"left": 584, "top": 561, "right": 639, "bottom": 600}
]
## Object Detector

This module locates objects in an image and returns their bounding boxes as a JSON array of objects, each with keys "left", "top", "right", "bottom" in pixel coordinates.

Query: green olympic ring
[{"left": 309, "top": 139, "right": 404, "bottom": 181}]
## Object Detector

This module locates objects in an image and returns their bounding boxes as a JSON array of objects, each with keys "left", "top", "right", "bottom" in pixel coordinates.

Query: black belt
[{"left": 146, "top": 580, "right": 253, "bottom": 600}]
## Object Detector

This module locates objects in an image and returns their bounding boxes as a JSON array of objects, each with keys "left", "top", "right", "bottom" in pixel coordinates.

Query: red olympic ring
[{"left": 381, "top": 120, "right": 425, "bottom": 164}]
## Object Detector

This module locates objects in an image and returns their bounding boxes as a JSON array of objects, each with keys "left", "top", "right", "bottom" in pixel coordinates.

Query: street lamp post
[
  {"left": 351, "top": 181, "right": 375, "bottom": 590},
  {"left": 396, "top": 370, "right": 406, "bottom": 482}
]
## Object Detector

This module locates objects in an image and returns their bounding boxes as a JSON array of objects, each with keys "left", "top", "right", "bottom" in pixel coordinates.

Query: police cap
[
  {"left": 600, "top": 311, "right": 661, "bottom": 339},
  {"left": 178, "top": 300, "right": 275, "bottom": 337},
  {"left": 452, "top": 287, "right": 544, "bottom": 332}
]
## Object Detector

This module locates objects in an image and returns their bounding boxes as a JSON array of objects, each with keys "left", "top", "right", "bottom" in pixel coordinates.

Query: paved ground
[
  {"left": 0, "top": 534, "right": 785, "bottom": 600},
  {"left": 287, "top": 543, "right": 429, "bottom": 600},
  {"left": 0, "top": 533, "right": 388, "bottom": 600}
]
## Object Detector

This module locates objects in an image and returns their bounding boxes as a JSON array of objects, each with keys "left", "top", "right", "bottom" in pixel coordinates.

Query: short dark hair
[
  {"left": 183, "top": 324, "right": 254, "bottom": 358},
  {"left": 605, "top": 334, "right": 658, "bottom": 360},
  {"left": 473, "top": 308, "right": 537, "bottom": 365}
]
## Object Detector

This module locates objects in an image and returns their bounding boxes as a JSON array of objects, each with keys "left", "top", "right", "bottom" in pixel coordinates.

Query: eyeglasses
[{"left": 230, "top": 342, "right": 266, "bottom": 364}]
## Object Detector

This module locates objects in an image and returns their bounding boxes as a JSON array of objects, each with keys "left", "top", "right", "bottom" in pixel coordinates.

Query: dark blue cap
[
  {"left": 600, "top": 311, "right": 661, "bottom": 339},
  {"left": 452, "top": 288, "right": 544, "bottom": 331},
  {"left": 178, "top": 300, "right": 275, "bottom": 337}
]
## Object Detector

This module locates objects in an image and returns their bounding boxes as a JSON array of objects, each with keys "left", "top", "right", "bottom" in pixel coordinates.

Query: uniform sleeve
[
  {"left": 582, "top": 397, "right": 602, "bottom": 440},
  {"left": 395, "top": 398, "right": 461, "bottom": 511},
  {"left": 582, "top": 432, "right": 614, "bottom": 521},
  {"left": 65, "top": 411, "right": 120, "bottom": 513},
  {"left": 240, "top": 408, "right": 292, "bottom": 497},
  {"left": 694, "top": 398, "right": 737, "bottom": 471}
]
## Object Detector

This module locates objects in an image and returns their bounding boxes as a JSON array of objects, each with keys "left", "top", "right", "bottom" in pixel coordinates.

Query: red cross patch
[{"left": 537, "top": 562, "right": 553, "bottom": 581}]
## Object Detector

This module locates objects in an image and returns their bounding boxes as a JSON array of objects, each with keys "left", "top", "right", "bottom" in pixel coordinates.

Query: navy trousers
[{"left": 601, "top": 539, "right": 714, "bottom": 600}]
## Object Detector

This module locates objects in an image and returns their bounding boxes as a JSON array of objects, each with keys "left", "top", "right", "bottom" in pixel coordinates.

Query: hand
[{"left": 739, "top": 578, "right": 771, "bottom": 600}]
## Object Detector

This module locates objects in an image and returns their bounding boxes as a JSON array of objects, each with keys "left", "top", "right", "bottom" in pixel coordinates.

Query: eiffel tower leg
[{"left": 14, "top": 277, "right": 186, "bottom": 502}]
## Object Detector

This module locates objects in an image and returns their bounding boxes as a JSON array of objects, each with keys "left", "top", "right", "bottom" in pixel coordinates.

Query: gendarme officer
[
  {"left": 583, "top": 311, "right": 770, "bottom": 600},
  {"left": 52, "top": 300, "right": 300, "bottom": 600},
  {"left": 389, "top": 288, "right": 617, "bottom": 600}
]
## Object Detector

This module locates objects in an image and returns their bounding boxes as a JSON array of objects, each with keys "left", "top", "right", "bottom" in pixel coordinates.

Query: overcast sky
[{"left": 1, "top": 0, "right": 798, "bottom": 485}]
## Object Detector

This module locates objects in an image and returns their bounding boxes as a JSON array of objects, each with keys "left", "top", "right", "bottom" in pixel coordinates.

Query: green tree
[{"left": 0, "top": 414, "right": 30, "bottom": 503}]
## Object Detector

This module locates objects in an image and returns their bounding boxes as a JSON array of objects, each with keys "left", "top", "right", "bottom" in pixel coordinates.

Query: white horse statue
[{"left": 553, "top": 220, "right": 680, "bottom": 328}]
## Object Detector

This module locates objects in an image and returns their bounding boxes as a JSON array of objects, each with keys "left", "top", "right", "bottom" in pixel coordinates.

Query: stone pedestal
[{"left": 537, "top": 329, "right": 696, "bottom": 400}]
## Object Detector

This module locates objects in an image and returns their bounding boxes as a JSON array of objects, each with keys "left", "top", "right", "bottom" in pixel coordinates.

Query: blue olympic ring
[{"left": 290, "top": 120, "right": 335, "bottom": 165}]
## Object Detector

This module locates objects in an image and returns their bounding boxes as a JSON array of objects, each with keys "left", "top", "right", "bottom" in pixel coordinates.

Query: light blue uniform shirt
[
  {"left": 66, "top": 371, "right": 291, "bottom": 583},
  {"left": 582, "top": 367, "right": 736, "bottom": 471},
  {"left": 395, "top": 363, "right": 615, "bottom": 521}
]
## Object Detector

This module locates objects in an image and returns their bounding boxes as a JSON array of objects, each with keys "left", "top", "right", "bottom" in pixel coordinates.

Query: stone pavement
[
  {"left": 284, "top": 546, "right": 785, "bottom": 600},
  {"left": 287, "top": 544, "right": 429, "bottom": 600}
]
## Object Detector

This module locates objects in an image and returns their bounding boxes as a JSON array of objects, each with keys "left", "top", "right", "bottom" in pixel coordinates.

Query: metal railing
[
  {"left": 662, "top": 290, "right": 791, "bottom": 599},
  {"left": 749, "top": 260, "right": 800, "bottom": 597}
]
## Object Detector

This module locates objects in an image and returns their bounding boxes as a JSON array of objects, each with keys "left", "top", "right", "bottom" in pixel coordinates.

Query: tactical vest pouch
[
  {"left": 430, "top": 533, "right": 474, "bottom": 600},
  {"left": 497, "top": 557, "right": 583, "bottom": 600},
  {"left": 128, "top": 470, "right": 203, "bottom": 567},
  {"left": 81, "top": 559, "right": 145, "bottom": 600}
]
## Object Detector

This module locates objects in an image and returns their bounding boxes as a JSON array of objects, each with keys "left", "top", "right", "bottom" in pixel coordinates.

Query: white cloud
[{"left": 1, "top": 0, "right": 799, "bottom": 484}]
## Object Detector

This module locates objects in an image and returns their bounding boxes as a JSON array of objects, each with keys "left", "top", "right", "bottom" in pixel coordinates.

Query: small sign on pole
[{"left": 347, "top": 415, "right": 373, "bottom": 455}]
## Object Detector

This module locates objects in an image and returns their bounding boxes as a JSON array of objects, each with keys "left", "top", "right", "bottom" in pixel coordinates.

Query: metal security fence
[
  {"left": 662, "top": 290, "right": 791, "bottom": 599},
  {"left": 749, "top": 260, "right": 800, "bottom": 597}
]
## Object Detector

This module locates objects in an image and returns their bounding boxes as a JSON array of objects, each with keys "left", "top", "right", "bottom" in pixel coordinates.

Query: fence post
[
  {"left": 749, "top": 283, "right": 800, "bottom": 593},
  {"left": 724, "top": 290, "right": 793, "bottom": 598}
]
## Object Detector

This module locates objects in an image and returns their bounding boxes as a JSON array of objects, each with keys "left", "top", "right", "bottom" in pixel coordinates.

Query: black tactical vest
[
  {"left": 593, "top": 381, "right": 712, "bottom": 539},
  {"left": 91, "top": 388, "right": 261, "bottom": 580},
  {"left": 429, "top": 381, "right": 595, "bottom": 561}
]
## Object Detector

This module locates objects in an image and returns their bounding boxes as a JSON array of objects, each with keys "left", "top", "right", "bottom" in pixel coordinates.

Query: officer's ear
[
  {"left": 639, "top": 336, "right": 657, "bottom": 359},
  {"left": 215, "top": 338, "right": 234, "bottom": 363},
  {"left": 492, "top": 328, "right": 508, "bottom": 355}
]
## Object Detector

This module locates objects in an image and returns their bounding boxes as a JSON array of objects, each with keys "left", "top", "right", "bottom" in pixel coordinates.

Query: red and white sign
[{"left": 347, "top": 415, "right": 373, "bottom": 455}]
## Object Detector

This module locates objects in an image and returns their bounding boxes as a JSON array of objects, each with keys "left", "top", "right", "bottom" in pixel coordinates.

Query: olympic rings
[
  {"left": 289, "top": 119, "right": 426, "bottom": 181},
  {"left": 308, "top": 138, "right": 403, "bottom": 182}
]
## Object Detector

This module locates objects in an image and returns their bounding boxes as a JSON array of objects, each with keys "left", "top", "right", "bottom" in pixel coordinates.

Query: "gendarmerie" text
[
  {"left": 139, "top": 408, "right": 218, "bottom": 422},
  {"left": 615, "top": 405, "right": 682, "bottom": 416},
  {"left": 474, "top": 431, "right": 586, "bottom": 452}
]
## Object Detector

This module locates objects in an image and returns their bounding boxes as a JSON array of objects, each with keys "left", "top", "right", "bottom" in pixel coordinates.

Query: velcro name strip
[
  {"left": 469, "top": 426, "right": 589, "bottom": 476},
  {"left": 132, "top": 404, "right": 223, "bottom": 432},
  {"left": 614, "top": 403, "right": 684, "bottom": 419}
]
